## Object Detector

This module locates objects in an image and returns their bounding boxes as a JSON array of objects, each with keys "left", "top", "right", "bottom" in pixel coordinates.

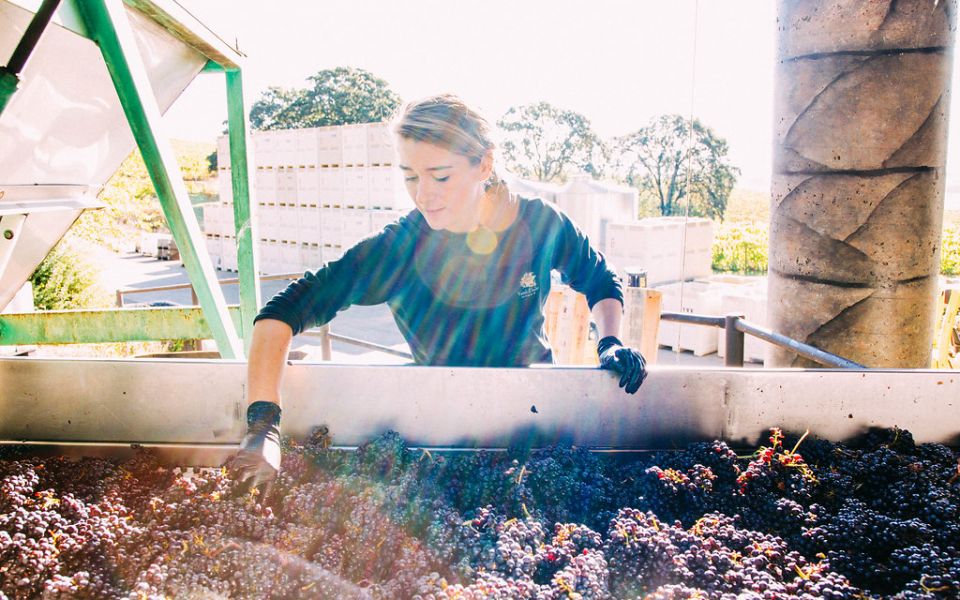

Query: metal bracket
[{"left": 0, "top": 213, "right": 26, "bottom": 282}]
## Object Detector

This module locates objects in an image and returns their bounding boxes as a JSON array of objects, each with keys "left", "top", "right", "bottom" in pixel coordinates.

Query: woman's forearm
[
  {"left": 246, "top": 319, "right": 294, "bottom": 407},
  {"left": 592, "top": 298, "right": 623, "bottom": 341}
]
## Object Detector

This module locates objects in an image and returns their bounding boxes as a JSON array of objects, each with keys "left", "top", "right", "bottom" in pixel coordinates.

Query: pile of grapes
[{"left": 1, "top": 427, "right": 958, "bottom": 599}]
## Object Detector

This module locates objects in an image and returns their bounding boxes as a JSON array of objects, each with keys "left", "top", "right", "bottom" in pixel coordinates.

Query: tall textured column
[{"left": 768, "top": 0, "right": 957, "bottom": 367}]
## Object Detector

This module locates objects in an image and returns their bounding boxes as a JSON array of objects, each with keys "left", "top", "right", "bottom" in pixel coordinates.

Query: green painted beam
[
  {"left": 225, "top": 67, "right": 261, "bottom": 353},
  {"left": 201, "top": 59, "right": 224, "bottom": 73},
  {"left": 0, "top": 69, "right": 18, "bottom": 119},
  {"left": 0, "top": 307, "right": 241, "bottom": 346},
  {"left": 123, "top": 0, "right": 244, "bottom": 69},
  {"left": 74, "top": 0, "right": 244, "bottom": 359}
]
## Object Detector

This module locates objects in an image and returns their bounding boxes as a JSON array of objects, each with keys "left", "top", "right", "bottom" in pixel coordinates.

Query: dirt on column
[{"left": 768, "top": 0, "right": 957, "bottom": 367}]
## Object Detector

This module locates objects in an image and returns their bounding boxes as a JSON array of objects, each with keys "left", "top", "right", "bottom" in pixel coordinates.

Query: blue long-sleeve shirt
[{"left": 255, "top": 196, "right": 623, "bottom": 366}]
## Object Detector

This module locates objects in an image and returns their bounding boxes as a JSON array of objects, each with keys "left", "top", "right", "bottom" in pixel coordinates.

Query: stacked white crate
[
  {"left": 655, "top": 280, "right": 724, "bottom": 356},
  {"left": 301, "top": 243, "right": 323, "bottom": 269},
  {"left": 370, "top": 209, "right": 404, "bottom": 232},
  {"left": 278, "top": 204, "right": 299, "bottom": 242},
  {"left": 275, "top": 168, "right": 297, "bottom": 204},
  {"left": 320, "top": 208, "right": 343, "bottom": 248},
  {"left": 217, "top": 168, "right": 233, "bottom": 204},
  {"left": 204, "top": 234, "right": 222, "bottom": 268},
  {"left": 341, "top": 124, "right": 368, "bottom": 166},
  {"left": 316, "top": 127, "right": 342, "bottom": 165},
  {"left": 295, "top": 129, "right": 318, "bottom": 166},
  {"left": 369, "top": 165, "right": 407, "bottom": 210},
  {"left": 221, "top": 236, "right": 238, "bottom": 272},
  {"left": 323, "top": 245, "right": 345, "bottom": 263},
  {"left": 318, "top": 167, "right": 344, "bottom": 205},
  {"left": 342, "top": 209, "right": 372, "bottom": 246},
  {"left": 260, "top": 240, "right": 281, "bottom": 273},
  {"left": 280, "top": 241, "right": 301, "bottom": 273},
  {"left": 202, "top": 203, "right": 222, "bottom": 236},
  {"left": 711, "top": 275, "right": 769, "bottom": 364},
  {"left": 259, "top": 203, "right": 280, "bottom": 241},
  {"left": 367, "top": 122, "right": 395, "bottom": 165},
  {"left": 274, "top": 129, "right": 298, "bottom": 167},
  {"left": 343, "top": 166, "right": 369, "bottom": 209},
  {"left": 299, "top": 201, "right": 322, "bottom": 245},
  {"left": 256, "top": 168, "right": 277, "bottom": 198},
  {"left": 137, "top": 232, "right": 167, "bottom": 257},
  {"left": 253, "top": 131, "right": 278, "bottom": 168},
  {"left": 604, "top": 217, "right": 714, "bottom": 285},
  {"left": 211, "top": 123, "right": 413, "bottom": 272}
]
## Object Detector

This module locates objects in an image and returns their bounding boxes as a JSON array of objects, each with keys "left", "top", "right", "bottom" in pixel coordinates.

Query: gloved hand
[
  {"left": 231, "top": 401, "right": 282, "bottom": 492},
  {"left": 597, "top": 336, "right": 647, "bottom": 394}
]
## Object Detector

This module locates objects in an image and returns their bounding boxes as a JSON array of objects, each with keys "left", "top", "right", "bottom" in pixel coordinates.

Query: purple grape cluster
[{"left": 0, "top": 427, "right": 957, "bottom": 599}]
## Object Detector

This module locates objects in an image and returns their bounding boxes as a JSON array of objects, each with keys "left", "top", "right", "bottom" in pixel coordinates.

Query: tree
[
  {"left": 497, "top": 102, "right": 603, "bottom": 182},
  {"left": 249, "top": 67, "right": 402, "bottom": 130},
  {"left": 613, "top": 115, "right": 738, "bottom": 220}
]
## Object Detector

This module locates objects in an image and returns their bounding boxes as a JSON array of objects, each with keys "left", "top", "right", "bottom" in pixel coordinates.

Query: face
[{"left": 397, "top": 138, "right": 491, "bottom": 233}]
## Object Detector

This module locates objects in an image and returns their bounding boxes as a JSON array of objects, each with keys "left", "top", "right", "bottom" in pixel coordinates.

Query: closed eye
[{"left": 434, "top": 176, "right": 450, "bottom": 183}]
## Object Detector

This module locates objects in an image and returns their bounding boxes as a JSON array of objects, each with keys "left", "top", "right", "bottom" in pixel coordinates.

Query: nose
[{"left": 415, "top": 180, "right": 439, "bottom": 208}]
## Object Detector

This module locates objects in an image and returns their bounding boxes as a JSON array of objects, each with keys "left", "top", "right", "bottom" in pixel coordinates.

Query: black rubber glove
[
  {"left": 232, "top": 401, "right": 282, "bottom": 491},
  {"left": 597, "top": 336, "right": 647, "bottom": 394}
]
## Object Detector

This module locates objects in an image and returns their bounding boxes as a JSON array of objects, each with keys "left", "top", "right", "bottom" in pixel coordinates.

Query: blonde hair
[{"left": 392, "top": 94, "right": 505, "bottom": 191}]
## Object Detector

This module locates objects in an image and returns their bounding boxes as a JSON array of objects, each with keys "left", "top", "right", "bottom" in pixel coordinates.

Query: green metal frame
[
  {"left": 4, "top": 0, "right": 261, "bottom": 351},
  {"left": 73, "top": 0, "right": 244, "bottom": 358},
  {"left": 0, "top": 306, "right": 241, "bottom": 345},
  {"left": 225, "top": 67, "right": 260, "bottom": 353}
]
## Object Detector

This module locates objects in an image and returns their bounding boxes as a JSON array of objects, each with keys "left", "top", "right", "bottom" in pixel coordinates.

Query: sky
[
  {"left": 162, "top": 0, "right": 776, "bottom": 189},
  {"left": 161, "top": 0, "right": 960, "bottom": 194}
]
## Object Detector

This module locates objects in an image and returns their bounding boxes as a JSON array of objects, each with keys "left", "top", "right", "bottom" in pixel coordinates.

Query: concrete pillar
[{"left": 769, "top": 0, "right": 957, "bottom": 367}]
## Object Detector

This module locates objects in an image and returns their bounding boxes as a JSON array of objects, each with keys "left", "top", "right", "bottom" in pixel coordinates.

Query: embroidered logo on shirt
[{"left": 518, "top": 272, "right": 538, "bottom": 298}]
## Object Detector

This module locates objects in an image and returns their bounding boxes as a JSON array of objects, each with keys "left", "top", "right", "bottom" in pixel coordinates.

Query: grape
[{"left": 0, "top": 427, "right": 956, "bottom": 598}]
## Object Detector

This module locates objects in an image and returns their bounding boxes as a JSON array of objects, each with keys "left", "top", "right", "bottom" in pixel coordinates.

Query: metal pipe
[
  {"left": 318, "top": 323, "right": 332, "bottom": 361},
  {"left": 724, "top": 314, "right": 745, "bottom": 368},
  {"left": 117, "top": 271, "right": 302, "bottom": 302},
  {"left": 5, "top": 0, "right": 62, "bottom": 74},
  {"left": 658, "top": 310, "right": 863, "bottom": 369},
  {"left": 660, "top": 311, "right": 725, "bottom": 328},
  {"left": 310, "top": 331, "right": 413, "bottom": 359},
  {"left": 0, "top": 0, "right": 62, "bottom": 115},
  {"left": 734, "top": 319, "right": 865, "bottom": 369}
]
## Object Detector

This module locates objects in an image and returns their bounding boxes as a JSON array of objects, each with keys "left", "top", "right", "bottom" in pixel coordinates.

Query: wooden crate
[
  {"left": 544, "top": 285, "right": 597, "bottom": 366},
  {"left": 933, "top": 285, "right": 960, "bottom": 369}
]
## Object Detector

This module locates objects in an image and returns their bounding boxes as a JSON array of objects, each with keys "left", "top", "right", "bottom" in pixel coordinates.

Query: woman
[{"left": 234, "top": 94, "right": 647, "bottom": 487}]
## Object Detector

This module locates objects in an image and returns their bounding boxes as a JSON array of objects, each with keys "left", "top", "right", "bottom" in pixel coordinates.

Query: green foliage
[
  {"left": 942, "top": 223, "right": 960, "bottom": 276},
  {"left": 69, "top": 142, "right": 214, "bottom": 251},
  {"left": 723, "top": 187, "right": 770, "bottom": 223},
  {"left": 712, "top": 221, "right": 769, "bottom": 275},
  {"left": 249, "top": 67, "right": 402, "bottom": 130},
  {"left": 498, "top": 102, "right": 603, "bottom": 182},
  {"left": 29, "top": 241, "right": 108, "bottom": 310},
  {"left": 710, "top": 219, "right": 960, "bottom": 276},
  {"left": 613, "top": 114, "right": 739, "bottom": 221}
]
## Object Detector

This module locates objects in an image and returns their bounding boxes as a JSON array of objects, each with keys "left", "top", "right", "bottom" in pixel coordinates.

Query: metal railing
[
  {"left": 117, "top": 276, "right": 859, "bottom": 368},
  {"left": 115, "top": 272, "right": 414, "bottom": 361},
  {"left": 115, "top": 271, "right": 306, "bottom": 308},
  {"left": 660, "top": 311, "right": 865, "bottom": 369}
]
